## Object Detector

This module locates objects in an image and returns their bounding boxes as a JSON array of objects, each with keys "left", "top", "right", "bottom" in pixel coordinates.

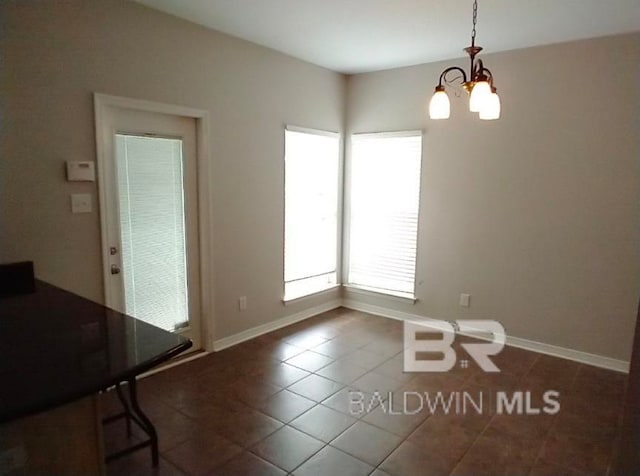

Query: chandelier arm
[
  {"left": 481, "top": 67, "right": 494, "bottom": 86},
  {"left": 437, "top": 66, "right": 468, "bottom": 87},
  {"left": 471, "top": 58, "right": 483, "bottom": 80}
]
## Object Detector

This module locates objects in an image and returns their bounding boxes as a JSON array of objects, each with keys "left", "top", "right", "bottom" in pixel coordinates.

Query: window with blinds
[
  {"left": 347, "top": 131, "right": 423, "bottom": 298},
  {"left": 284, "top": 127, "right": 340, "bottom": 301}
]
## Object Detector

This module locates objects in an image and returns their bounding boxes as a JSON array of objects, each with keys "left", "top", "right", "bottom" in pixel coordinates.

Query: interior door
[{"left": 98, "top": 106, "right": 201, "bottom": 350}]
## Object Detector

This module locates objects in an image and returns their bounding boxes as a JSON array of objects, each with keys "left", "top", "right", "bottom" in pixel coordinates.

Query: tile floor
[{"left": 103, "top": 308, "right": 627, "bottom": 476}]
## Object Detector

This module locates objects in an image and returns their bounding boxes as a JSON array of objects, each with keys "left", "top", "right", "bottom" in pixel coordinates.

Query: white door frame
[{"left": 94, "top": 93, "right": 215, "bottom": 351}]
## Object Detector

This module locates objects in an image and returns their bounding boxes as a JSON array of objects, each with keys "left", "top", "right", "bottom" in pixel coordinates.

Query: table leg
[
  {"left": 114, "top": 383, "right": 132, "bottom": 436},
  {"left": 103, "top": 378, "right": 159, "bottom": 467},
  {"left": 127, "top": 378, "right": 158, "bottom": 467}
]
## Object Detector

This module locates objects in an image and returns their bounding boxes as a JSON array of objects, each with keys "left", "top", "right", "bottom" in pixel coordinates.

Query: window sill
[
  {"left": 343, "top": 284, "right": 417, "bottom": 304},
  {"left": 283, "top": 284, "right": 340, "bottom": 305}
]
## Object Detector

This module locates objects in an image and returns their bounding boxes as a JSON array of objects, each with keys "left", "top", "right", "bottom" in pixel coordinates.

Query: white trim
[
  {"left": 285, "top": 124, "right": 339, "bottom": 138},
  {"left": 195, "top": 110, "right": 215, "bottom": 352},
  {"left": 336, "top": 129, "right": 346, "bottom": 291},
  {"left": 342, "top": 299, "right": 436, "bottom": 324},
  {"left": 343, "top": 284, "right": 416, "bottom": 303},
  {"left": 94, "top": 95, "right": 115, "bottom": 309},
  {"left": 351, "top": 130, "right": 423, "bottom": 140},
  {"left": 283, "top": 284, "right": 340, "bottom": 305},
  {"left": 132, "top": 298, "right": 628, "bottom": 380},
  {"left": 212, "top": 300, "right": 342, "bottom": 351},
  {"left": 342, "top": 299, "right": 630, "bottom": 374},
  {"left": 341, "top": 135, "right": 353, "bottom": 287},
  {"left": 505, "top": 335, "right": 630, "bottom": 373},
  {"left": 93, "top": 93, "right": 214, "bottom": 352},
  {"left": 95, "top": 94, "right": 209, "bottom": 119}
]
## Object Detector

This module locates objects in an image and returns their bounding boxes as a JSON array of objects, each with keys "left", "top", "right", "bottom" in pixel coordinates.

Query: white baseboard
[
  {"left": 342, "top": 299, "right": 438, "bottom": 324},
  {"left": 205, "top": 297, "right": 629, "bottom": 374},
  {"left": 505, "top": 335, "right": 629, "bottom": 373},
  {"left": 342, "top": 299, "right": 630, "bottom": 374},
  {"left": 212, "top": 300, "right": 342, "bottom": 351}
]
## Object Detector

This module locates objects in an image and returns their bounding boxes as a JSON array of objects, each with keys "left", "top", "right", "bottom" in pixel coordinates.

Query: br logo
[{"left": 403, "top": 320, "right": 506, "bottom": 373}]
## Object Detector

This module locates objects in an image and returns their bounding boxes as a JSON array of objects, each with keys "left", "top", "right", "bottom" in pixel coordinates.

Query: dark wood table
[{"left": 0, "top": 280, "right": 192, "bottom": 471}]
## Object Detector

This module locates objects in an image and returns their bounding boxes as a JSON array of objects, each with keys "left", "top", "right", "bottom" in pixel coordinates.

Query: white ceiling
[{"left": 133, "top": 0, "right": 640, "bottom": 74}]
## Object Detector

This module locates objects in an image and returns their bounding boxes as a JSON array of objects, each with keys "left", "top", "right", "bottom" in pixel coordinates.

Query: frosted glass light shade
[
  {"left": 469, "top": 80, "right": 491, "bottom": 112},
  {"left": 429, "top": 88, "right": 450, "bottom": 119},
  {"left": 479, "top": 91, "right": 501, "bottom": 120}
]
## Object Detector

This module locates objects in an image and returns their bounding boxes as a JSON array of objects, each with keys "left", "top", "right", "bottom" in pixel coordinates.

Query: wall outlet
[
  {"left": 238, "top": 296, "right": 247, "bottom": 312},
  {"left": 459, "top": 293, "right": 471, "bottom": 307}
]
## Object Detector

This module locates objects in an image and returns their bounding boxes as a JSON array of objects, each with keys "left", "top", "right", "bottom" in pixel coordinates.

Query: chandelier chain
[{"left": 471, "top": 0, "right": 478, "bottom": 45}]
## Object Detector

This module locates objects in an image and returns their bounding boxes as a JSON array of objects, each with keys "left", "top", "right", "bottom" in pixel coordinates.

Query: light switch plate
[
  {"left": 459, "top": 293, "right": 471, "bottom": 307},
  {"left": 71, "top": 194, "right": 92, "bottom": 213}
]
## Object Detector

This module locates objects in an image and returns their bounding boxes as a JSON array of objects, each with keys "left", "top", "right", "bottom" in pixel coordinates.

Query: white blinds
[
  {"left": 284, "top": 128, "right": 340, "bottom": 300},
  {"left": 347, "top": 132, "right": 422, "bottom": 296},
  {"left": 115, "top": 134, "right": 189, "bottom": 331}
]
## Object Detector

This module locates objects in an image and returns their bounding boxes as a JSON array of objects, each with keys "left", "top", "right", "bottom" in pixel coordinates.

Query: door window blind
[
  {"left": 347, "top": 132, "right": 422, "bottom": 296},
  {"left": 115, "top": 134, "right": 189, "bottom": 331},
  {"left": 284, "top": 128, "right": 340, "bottom": 300}
]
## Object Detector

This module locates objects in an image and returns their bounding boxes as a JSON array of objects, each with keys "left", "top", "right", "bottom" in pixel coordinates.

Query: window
[
  {"left": 347, "top": 131, "right": 423, "bottom": 298},
  {"left": 284, "top": 127, "right": 340, "bottom": 301}
]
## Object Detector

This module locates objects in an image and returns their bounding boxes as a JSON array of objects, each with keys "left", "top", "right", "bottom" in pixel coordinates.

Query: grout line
[{"left": 279, "top": 440, "right": 329, "bottom": 474}]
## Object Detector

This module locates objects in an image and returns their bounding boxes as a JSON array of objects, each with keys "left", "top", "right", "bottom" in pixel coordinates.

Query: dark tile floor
[{"left": 103, "top": 308, "right": 627, "bottom": 476}]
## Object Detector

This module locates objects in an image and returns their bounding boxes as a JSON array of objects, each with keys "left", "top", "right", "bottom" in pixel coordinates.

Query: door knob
[{"left": 110, "top": 264, "right": 121, "bottom": 275}]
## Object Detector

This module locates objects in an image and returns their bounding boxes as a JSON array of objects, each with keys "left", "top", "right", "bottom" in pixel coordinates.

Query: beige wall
[
  {"left": 345, "top": 33, "right": 640, "bottom": 360},
  {"left": 2, "top": 0, "right": 638, "bottom": 360},
  {"left": 0, "top": 0, "right": 345, "bottom": 342}
]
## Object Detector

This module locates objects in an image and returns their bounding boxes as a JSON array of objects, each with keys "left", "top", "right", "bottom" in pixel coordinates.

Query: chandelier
[{"left": 429, "top": 0, "right": 500, "bottom": 120}]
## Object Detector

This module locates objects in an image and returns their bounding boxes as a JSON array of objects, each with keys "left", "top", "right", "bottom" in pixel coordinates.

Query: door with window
[{"left": 96, "top": 103, "right": 202, "bottom": 350}]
